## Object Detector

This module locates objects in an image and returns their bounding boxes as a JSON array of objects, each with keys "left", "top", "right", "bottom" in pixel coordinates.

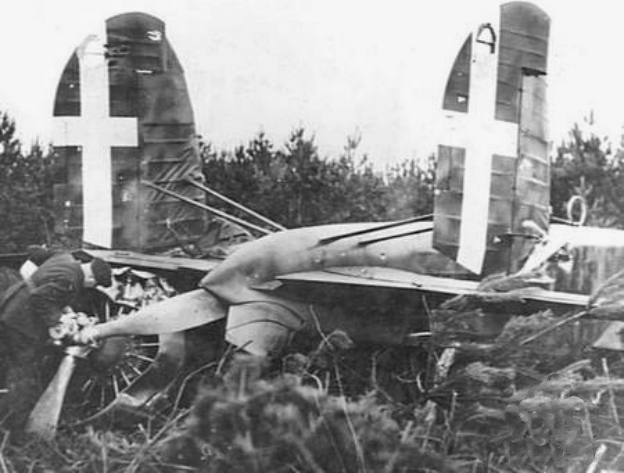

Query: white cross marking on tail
[
  {"left": 53, "top": 34, "right": 138, "bottom": 248},
  {"left": 440, "top": 24, "right": 518, "bottom": 274}
]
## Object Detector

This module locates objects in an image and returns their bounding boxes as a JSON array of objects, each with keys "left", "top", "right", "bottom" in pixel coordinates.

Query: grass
[{"left": 3, "top": 296, "right": 624, "bottom": 472}]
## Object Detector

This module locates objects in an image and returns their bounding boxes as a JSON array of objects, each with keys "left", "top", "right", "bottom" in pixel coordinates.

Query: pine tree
[{"left": 0, "top": 113, "right": 54, "bottom": 252}]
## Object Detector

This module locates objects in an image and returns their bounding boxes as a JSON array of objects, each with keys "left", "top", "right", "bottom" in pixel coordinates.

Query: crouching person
[{"left": 0, "top": 253, "right": 112, "bottom": 433}]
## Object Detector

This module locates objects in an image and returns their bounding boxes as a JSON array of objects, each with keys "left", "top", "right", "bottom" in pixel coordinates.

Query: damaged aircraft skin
[
  {"left": 25, "top": 2, "right": 624, "bottom": 434},
  {"left": 77, "top": 2, "right": 577, "bottom": 398}
]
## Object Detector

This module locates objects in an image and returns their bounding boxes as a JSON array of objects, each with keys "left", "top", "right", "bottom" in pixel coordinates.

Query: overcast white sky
[{"left": 1, "top": 0, "right": 623, "bottom": 166}]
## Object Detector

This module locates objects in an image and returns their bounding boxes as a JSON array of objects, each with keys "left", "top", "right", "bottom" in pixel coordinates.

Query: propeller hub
[{"left": 89, "top": 336, "right": 133, "bottom": 371}]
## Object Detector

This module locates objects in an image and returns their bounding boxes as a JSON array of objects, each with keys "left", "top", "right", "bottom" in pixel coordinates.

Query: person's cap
[
  {"left": 90, "top": 258, "right": 113, "bottom": 287},
  {"left": 27, "top": 245, "right": 55, "bottom": 266}
]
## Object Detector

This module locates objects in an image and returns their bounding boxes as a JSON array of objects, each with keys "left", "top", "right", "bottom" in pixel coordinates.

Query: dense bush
[
  {"left": 1, "top": 303, "right": 622, "bottom": 472},
  {"left": 199, "top": 129, "right": 434, "bottom": 229},
  {"left": 169, "top": 354, "right": 456, "bottom": 473}
]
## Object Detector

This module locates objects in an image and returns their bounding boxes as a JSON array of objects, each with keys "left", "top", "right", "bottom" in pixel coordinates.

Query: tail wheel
[{"left": 62, "top": 272, "right": 176, "bottom": 422}]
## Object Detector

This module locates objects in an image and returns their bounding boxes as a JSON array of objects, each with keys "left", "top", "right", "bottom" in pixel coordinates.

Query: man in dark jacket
[{"left": 0, "top": 253, "right": 112, "bottom": 431}]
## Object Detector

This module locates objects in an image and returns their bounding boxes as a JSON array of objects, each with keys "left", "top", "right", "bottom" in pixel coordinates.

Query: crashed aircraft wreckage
[
  {"left": 18, "top": 3, "right": 624, "bottom": 437},
  {"left": 72, "top": 2, "right": 560, "bottom": 352}
]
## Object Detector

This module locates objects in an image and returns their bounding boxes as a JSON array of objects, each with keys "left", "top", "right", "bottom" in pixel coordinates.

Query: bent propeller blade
[{"left": 25, "top": 348, "right": 84, "bottom": 439}]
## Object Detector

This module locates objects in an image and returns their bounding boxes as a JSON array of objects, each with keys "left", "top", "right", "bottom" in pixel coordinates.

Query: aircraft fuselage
[{"left": 196, "top": 221, "right": 472, "bottom": 354}]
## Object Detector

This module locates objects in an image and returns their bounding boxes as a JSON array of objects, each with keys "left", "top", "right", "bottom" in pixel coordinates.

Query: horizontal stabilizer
[{"left": 276, "top": 267, "right": 588, "bottom": 309}]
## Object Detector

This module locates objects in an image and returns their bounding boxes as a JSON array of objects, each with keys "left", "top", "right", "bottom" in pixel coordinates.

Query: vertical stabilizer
[
  {"left": 434, "top": 2, "right": 550, "bottom": 275},
  {"left": 52, "top": 12, "right": 206, "bottom": 252}
]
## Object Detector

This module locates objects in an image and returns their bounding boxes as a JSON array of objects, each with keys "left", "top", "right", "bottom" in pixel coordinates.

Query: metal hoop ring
[{"left": 566, "top": 195, "right": 587, "bottom": 225}]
